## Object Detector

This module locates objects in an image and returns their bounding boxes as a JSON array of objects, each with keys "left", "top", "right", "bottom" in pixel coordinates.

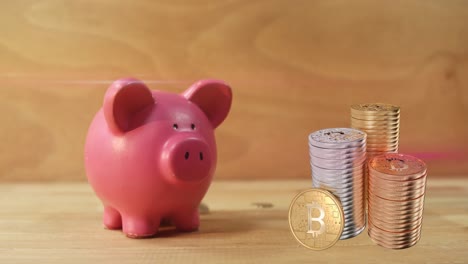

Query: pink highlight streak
[{"left": 405, "top": 151, "right": 468, "bottom": 161}]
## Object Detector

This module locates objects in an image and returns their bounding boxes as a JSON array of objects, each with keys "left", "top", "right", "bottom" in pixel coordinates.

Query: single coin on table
[{"left": 288, "top": 189, "right": 344, "bottom": 250}]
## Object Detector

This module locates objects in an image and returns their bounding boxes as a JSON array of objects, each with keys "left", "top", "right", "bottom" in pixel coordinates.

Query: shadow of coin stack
[
  {"left": 350, "top": 104, "right": 400, "bottom": 207},
  {"left": 309, "top": 128, "right": 367, "bottom": 239},
  {"left": 367, "top": 153, "right": 427, "bottom": 249}
]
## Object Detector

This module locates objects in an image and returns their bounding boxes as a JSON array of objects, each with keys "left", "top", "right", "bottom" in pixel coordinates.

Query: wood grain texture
[
  {"left": 0, "top": 179, "right": 466, "bottom": 263},
  {"left": 0, "top": 0, "right": 468, "bottom": 180}
]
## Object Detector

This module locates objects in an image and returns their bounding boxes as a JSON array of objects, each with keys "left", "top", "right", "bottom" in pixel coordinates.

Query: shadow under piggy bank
[
  {"left": 128, "top": 203, "right": 279, "bottom": 239},
  {"left": 154, "top": 212, "right": 258, "bottom": 238},
  {"left": 106, "top": 202, "right": 280, "bottom": 239}
]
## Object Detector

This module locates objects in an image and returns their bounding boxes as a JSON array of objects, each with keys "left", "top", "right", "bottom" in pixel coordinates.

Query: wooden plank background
[{"left": 0, "top": 0, "right": 467, "bottom": 181}]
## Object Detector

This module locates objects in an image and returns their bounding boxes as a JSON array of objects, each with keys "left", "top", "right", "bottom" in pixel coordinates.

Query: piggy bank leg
[
  {"left": 173, "top": 210, "right": 200, "bottom": 232},
  {"left": 103, "top": 206, "right": 122, "bottom": 230},
  {"left": 122, "top": 216, "right": 160, "bottom": 238}
]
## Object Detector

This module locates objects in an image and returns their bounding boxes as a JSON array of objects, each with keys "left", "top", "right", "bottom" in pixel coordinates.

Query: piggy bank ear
[
  {"left": 183, "top": 80, "right": 232, "bottom": 128},
  {"left": 103, "top": 78, "right": 154, "bottom": 133}
]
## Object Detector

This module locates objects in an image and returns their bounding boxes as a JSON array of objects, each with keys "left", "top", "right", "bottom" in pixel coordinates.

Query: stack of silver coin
[{"left": 308, "top": 128, "right": 367, "bottom": 239}]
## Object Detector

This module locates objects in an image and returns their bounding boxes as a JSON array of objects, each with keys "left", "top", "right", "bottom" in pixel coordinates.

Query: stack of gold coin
[
  {"left": 368, "top": 153, "right": 427, "bottom": 249},
  {"left": 350, "top": 103, "right": 400, "bottom": 156},
  {"left": 308, "top": 128, "right": 366, "bottom": 239},
  {"left": 350, "top": 103, "right": 400, "bottom": 206}
]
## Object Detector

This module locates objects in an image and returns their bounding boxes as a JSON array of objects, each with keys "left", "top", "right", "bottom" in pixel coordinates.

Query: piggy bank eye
[
  {"left": 173, "top": 123, "right": 179, "bottom": 130},
  {"left": 191, "top": 123, "right": 196, "bottom": 130}
]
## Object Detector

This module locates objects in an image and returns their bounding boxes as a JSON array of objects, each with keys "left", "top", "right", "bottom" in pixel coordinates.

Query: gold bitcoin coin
[
  {"left": 288, "top": 189, "right": 344, "bottom": 250},
  {"left": 351, "top": 103, "right": 400, "bottom": 115}
]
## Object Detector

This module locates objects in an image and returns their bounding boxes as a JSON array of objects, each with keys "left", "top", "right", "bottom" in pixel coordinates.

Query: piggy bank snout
[{"left": 167, "top": 137, "right": 213, "bottom": 182}]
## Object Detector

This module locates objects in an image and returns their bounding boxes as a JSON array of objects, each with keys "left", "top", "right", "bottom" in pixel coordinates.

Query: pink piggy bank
[{"left": 84, "top": 78, "right": 232, "bottom": 238}]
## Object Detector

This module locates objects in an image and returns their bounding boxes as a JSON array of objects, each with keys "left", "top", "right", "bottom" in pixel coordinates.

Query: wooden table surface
[{"left": 0, "top": 179, "right": 466, "bottom": 263}]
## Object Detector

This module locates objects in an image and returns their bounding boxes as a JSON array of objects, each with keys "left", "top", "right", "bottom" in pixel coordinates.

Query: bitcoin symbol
[
  {"left": 289, "top": 189, "right": 344, "bottom": 250},
  {"left": 389, "top": 158, "right": 408, "bottom": 172},
  {"left": 306, "top": 202, "right": 325, "bottom": 237}
]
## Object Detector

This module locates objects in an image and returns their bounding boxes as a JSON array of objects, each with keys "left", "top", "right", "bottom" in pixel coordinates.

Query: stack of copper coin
[
  {"left": 308, "top": 128, "right": 367, "bottom": 239},
  {"left": 368, "top": 153, "right": 427, "bottom": 249},
  {"left": 350, "top": 103, "right": 400, "bottom": 204}
]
